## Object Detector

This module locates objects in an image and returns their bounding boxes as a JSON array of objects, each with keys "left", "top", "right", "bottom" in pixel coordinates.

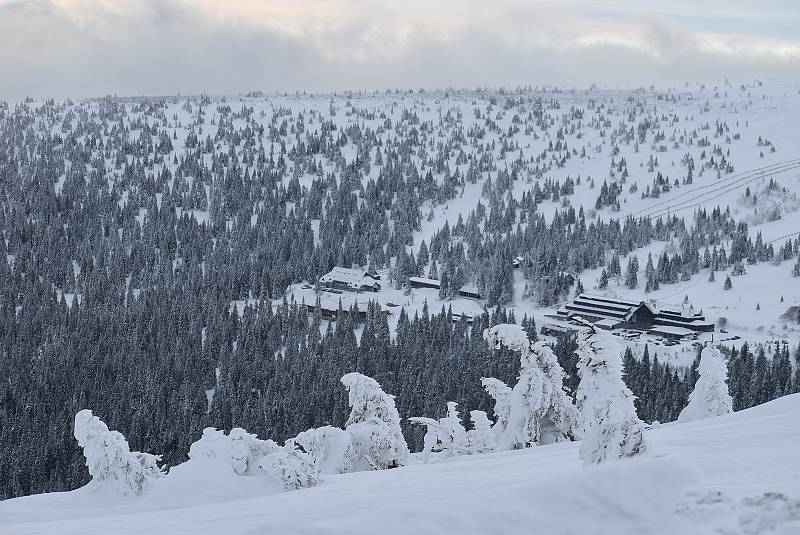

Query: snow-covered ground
[
  {"left": 41, "top": 79, "right": 800, "bottom": 363},
  {"left": 244, "top": 80, "right": 800, "bottom": 365},
  {"left": 3, "top": 394, "right": 799, "bottom": 535}
]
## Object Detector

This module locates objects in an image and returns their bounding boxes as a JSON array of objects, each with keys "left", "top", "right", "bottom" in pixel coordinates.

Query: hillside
[
  {"left": 2, "top": 80, "right": 800, "bottom": 500},
  {"left": 2, "top": 394, "right": 798, "bottom": 535}
]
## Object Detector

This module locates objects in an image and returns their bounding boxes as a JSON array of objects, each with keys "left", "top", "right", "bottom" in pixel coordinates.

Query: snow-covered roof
[
  {"left": 595, "top": 318, "right": 622, "bottom": 328},
  {"left": 563, "top": 303, "right": 628, "bottom": 319},
  {"left": 578, "top": 293, "right": 639, "bottom": 307},
  {"left": 573, "top": 295, "right": 635, "bottom": 313},
  {"left": 655, "top": 318, "right": 714, "bottom": 329},
  {"left": 319, "top": 267, "right": 380, "bottom": 289},
  {"left": 408, "top": 276, "right": 441, "bottom": 287},
  {"left": 459, "top": 284, "right": 481, "bottom": 294},
  {"left": 649, "top": 326, "right": 694, "bottom": 336}
]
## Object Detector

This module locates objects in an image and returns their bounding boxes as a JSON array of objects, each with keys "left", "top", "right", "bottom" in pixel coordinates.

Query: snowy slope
[
  {"left": 265, "top": 80, "right": 800, "bottom": 364},
  {"left": 3, "top": 394, "right": 799, "bottom": 535},
  {"left": 45, "top": 80, "right": 798, "bottom": 361}
]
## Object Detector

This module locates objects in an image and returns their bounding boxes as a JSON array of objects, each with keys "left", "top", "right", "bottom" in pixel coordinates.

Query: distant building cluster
[
  {"left": 304, "top": 267, "right": 483, "bottom": 322},
  {"left": 407, "top": 276, "right": 482, "bottom": 299}
]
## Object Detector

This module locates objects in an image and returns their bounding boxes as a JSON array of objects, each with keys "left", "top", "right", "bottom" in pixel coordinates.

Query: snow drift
[{"left": 4, "top": 393, "right": 799, "bottom": 534}]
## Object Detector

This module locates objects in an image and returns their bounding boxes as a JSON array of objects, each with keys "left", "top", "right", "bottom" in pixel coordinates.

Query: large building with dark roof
[{"left": 554, "top": 293, "right": 714, "bottom": 335}]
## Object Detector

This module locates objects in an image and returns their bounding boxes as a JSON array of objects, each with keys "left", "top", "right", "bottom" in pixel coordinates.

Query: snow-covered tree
[
  {"left": 480, "top": 377, "right": 512, "bottom": 437},
  {"left": 346, "top": 417, "right": 403, "bottom": 471},
  {"left": 260, "top": 442, "right": 321, "bottom": 491},
  {"left": 290, "top": 373, "right": 409, "bottom": 473},
  {"left": 341, "top": 372, "right": 409, "bottom": 468},
  {"left": 293, "top": 425, "right": 356, "bottom": 474},
  {"left": 484, "top": 324, "right": 530, "bottom": 353},
  {"left": 483, "top": 325, "right": 578, "bottom": 450},
  {"left": 467, "top": 410, "right": 497, "bottom": 454},
  {"left": 575, "top": 328, "right": 647, "bottom": 464},
  {"left": 189, "top": 427, "right": 279, "bottom": 476},
  {"left": 407, "top": 417, "right": 441, "bottom": 463},
  {"left": 529, "top": 341, "right": 580, "bottom": 444},
  {"left": 678, "top": 346, "right": 733, "bottom": 423},
  {"left": 188, "top": 427, "right": 319, "bottom": 490},
  {"left": 74, "top": 409, "right": 163, "bottom": 496},
  {"left": 410, "top": 401, "right": 468, "bottom": 459},
  {"left": 438, "top": 402, "right": 469, "bottom": 456}
]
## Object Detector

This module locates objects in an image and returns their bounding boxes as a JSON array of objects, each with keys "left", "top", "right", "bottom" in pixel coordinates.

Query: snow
[
  {"left": 575, "top": 328, "right": 647, "bottom": 464},
  {"left": 319, "top": 267, "right": 380, "bottom": 290},
  {"left": 678, "top": 346, "right": 733, "bottom": 423},
  {"left": 407, "top": 275, "right": 441, "bottom": 287},
  {"left": 10, "top": 81, "right": 800, "bottom": 531},
  {"left": 4, "top": 394, "right": 800, "bottom": 534},
  {"left": 649, "top": 325, "right": 694, "bottom": 336},
  {"left": 73, "top": 410, "right": 163, "bottom": 497},
  {"left": 595, "top": 318, "right": 622, "bottom": 328},
  {"left": 483, "top": 328, "right": 579, "bottom": 450},
  {"left": 204, "top": 80, "right": 800, "bottom": 363}
]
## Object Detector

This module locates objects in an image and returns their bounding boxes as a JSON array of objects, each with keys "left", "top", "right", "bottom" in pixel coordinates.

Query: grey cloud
[{"left": 0, "top": 0, "right": 797, "bottom": 101}]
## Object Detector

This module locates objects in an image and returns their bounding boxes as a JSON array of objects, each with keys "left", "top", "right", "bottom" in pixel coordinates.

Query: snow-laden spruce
[
  {"left": 293, "top": 426, "right": 357, "bottom": 474},
  {"left": 480, "top": 377, "right": 512, "bottom": 438},
  {"left": 466, "top": 410, "right": 497, "bottom": 454},
  {"left": 678, "top": 346, "right": 734, "bottom": 423},
  {"left": 74, "top": 409, "right": 163, "bottom": 496},
  {"left": 294, "top": 373, "right": 408, "bottom": 472},
  {"left": 341, "top": 372, "right": 409, "bottom": 469},
  {"left": 409, "top": 402, "right": 469, "bottom": 461},
  {"left": 438, "top": 402, "right": 469, "bottom": 455},
  {"left": 575, "top": 328, "right": 647, "bottom": 464},
  {"left": 189, "top": 427, "right": 275, "bottom": 476},
  {"left": 407, "top": 416, "right": 441, "bottom": 463},
  {"left": 483, "top": 324, "right": 578, "bottom": 449},
  {"left": 484, "top": 323, "right": 531, "bottom": 353},
  {"left": 188, "top": 427, "right": 320, "bottom": 490},
  {"left": 261, "top": 442, "right": 323, "bottom": 491}
]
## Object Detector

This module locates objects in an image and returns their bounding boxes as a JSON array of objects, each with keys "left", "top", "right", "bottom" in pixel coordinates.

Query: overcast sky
[{"left": 1, "top": 0, "right": 799, "bottom": 100}]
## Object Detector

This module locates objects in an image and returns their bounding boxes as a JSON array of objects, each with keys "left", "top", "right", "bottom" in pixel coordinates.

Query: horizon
[{"left": 1, "top": 0, "right": 799, "bottom": 101}]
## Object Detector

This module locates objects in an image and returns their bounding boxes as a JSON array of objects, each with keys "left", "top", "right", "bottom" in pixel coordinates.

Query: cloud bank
[{"left": 1, "top": 0, "right": 798, "bottom": 100}]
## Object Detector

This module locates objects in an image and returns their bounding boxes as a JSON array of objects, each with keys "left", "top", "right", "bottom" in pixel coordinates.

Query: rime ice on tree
[
  {"left": 467, "top": 410, "right": 497, "bottom": 454},
  {"left": 294, "top": 373, "right": 408, "bottom": 472},
  {"left": 293, "top": 426, "right": 357, "bottom": 474},
  {"left": 410, "top": 401, "right": 469, "bottom": 460},
  {"left": 480, "top": 378, "right": 512, "bottom": 438},
  {"left": 575, "top": 328, "right": 647, "bottom": 464},
  {"left": 438, "top": 402, "right": 469, "bottom": 456},
  {"left": 483, "top": 324, "right": 578, "bottom": 450},
  {"left": 341, "top": 372, "right": 409, "bottom": 469},
  {"left": 678, "top": 346, "right": 733, "bottom": 423},
  {"left": 261, "top": 441, "right": 322, "bottom": 491},
  {"left": 74, "top": 409, "right": 163, "bottom": 496},
  {"left": 407, "top": 417, "right": 441, "bottom": 463},
  {"left": 187, "top": 427, "right": 320, "bottom": 490}
]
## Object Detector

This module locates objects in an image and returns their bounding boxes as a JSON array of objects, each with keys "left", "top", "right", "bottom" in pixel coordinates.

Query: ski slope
[{"left": 3, "top": 394, "right": 799, "bottom": 535}]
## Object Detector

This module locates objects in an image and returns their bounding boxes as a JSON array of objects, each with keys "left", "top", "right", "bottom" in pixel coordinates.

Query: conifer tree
[
  {"left": 575, "top": 328, "right": 646, "bottom": 464},
  {"left": 678, "top": 346, "right": 733, "bottom": 422}
]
